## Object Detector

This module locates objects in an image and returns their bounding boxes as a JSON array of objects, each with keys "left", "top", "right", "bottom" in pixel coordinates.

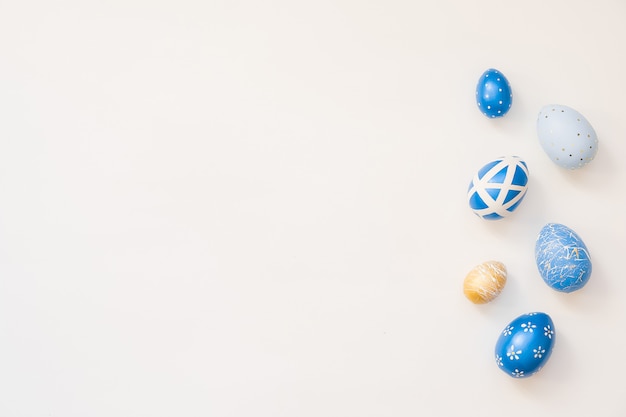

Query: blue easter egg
[
  {"left": 495, "top": 312, "right": 556, "bottom": 378},
  {"left": 536, "top": 104, "right": 599, "bottom": 169},
  {"left": 476, "top": 68, "right": 512, "bottom": 118},
  {"left": 467, "top": 156, "right": 529, "bottom": 220},
  {"left": 535, "top": 223, "right": 592, "bottom": 292}
]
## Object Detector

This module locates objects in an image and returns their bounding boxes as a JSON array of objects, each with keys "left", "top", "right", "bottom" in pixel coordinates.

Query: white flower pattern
[
  {"left": 495, "top": 355, "right": 503, "bottom": 367},
  {"left": 502, "top": 325, "right": 514, "bottom": 336},
  {"left": 512, "top": 369, "right": 524, "bottom": 378},
  {"left": 506, "top": 345, "right": 522, "bottom": 360},
  {"left": 521, "top": 322, "right": 536, "bottom": 333},
  {"left": 544, "top": 325, "right": 554, "bottom": 339},
  {"left": 533, "top": 346, "right": 546, "bottom": 359}
]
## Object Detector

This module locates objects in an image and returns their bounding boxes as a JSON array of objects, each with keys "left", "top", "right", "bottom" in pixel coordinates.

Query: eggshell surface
[
  {"left": 467, "top": 156, "right": 529, "bottom": 220},
  {"left": 475, "top": 68, "right": 512, "bottom": 118},
  {"left": 535, "top": 223, "right": 592, "bottom": 293},
  {"left": 463, "top": 260, "right": 507, "bottom": 304},
  {"left": 536, "top": 104, "right": 599, "bottom": 169},
  {"left": 495, "top": 312, "right": 555, "bottom": 378}
]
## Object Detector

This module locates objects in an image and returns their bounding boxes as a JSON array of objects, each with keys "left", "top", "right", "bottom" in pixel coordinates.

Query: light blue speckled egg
[
  {"left": 535, "top": 223, "right": 592, "bottom": 293},
  {"left": 536, "top": 104, "right": 599, "bottom": 169}
]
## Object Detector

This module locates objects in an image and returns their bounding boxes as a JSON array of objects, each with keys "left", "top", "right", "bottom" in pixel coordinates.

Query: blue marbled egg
[
  {"left": 535, "top": 223, "right": 592, "bottom": 293},
  {"left": 536, "top": 104, "right": 599, "bottom": 169},
  {"left": 476, "top": 68, "right": 512, "bottom": 118},
  {"left": 495, "top": 312, "right": 555, "bottom": 378},
  {"left": 467, "top": 156, "right": 529, "bottom": 220}
]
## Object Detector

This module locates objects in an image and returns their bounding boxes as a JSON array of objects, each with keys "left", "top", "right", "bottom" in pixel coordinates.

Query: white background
[{"left": 1, "top": 0, "right": 625, "bottom": 416}]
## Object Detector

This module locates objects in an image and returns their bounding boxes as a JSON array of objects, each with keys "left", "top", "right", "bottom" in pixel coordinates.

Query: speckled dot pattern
[
  {"left": 475, "top": 68, "right": 513, "bottom": 118},
  {"left": 535, "top": 223, "right": 592, "bottom": 293},
  {"left": 536, "top": 104, "right": 599, "bottom": 169}
]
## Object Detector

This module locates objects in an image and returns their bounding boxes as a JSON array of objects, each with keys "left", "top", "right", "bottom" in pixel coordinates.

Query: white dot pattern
[{"left": 476, "top": 68, "right": 512, "bottom": 118}]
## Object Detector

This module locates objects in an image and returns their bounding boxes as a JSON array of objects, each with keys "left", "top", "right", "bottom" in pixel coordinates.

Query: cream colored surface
[{"left": 0, "top": 1, "right": 625, "bottom": 416}]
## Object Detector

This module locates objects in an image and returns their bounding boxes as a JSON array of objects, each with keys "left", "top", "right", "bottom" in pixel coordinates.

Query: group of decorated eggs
[{"left": 464, "top": 68, "right": 597, "bottom": 378}]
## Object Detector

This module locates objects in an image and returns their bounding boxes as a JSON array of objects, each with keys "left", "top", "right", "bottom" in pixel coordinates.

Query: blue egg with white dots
[
  {"left": 476, "top": 68, "right": 512, "bottom": 118},
  {"left": 495, "top": 312, "right": 556, "bottom": 378},
  {"left": 535, "top": 223, "right": 592, "bottom": 292}
]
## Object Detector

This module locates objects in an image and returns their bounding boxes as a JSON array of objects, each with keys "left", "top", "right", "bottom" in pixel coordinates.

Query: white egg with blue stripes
[{"left": 467, "top": 156, "right": 529, "bottom": 220}]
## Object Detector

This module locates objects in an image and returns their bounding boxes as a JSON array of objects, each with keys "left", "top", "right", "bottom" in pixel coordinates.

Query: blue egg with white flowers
[
  {"left": 535, "top": 223, "right": 592, "bottom": 292},
  {"left": 476, "top": 68, "right": 512, "bottom": 118},
  {"left": 495, "top": 312, "right": 556, "bottom": 378}
]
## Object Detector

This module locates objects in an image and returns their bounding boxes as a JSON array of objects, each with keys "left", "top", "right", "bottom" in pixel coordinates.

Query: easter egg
[
  {"left": 463, "top": 261, "right": 507, "bottom": 304},
  {"left": 495, "top": 312, "right": 556, "bottom": 378},
  {"left": 475, "top": 68, "right": 512, "bottom": 118},
  {"left": 535, "top": 223, "right": 592, "bottom": 293},
  {"left": 467, "top": 156, "right": 529, "bottom": 220},
  {"left": 536, "top": 104, "right": 599, "bottom": 169}
]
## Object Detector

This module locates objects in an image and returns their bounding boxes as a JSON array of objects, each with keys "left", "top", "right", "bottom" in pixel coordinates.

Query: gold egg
[{"left": 463, "top": 261, "right": 507, "bottom": 304}]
